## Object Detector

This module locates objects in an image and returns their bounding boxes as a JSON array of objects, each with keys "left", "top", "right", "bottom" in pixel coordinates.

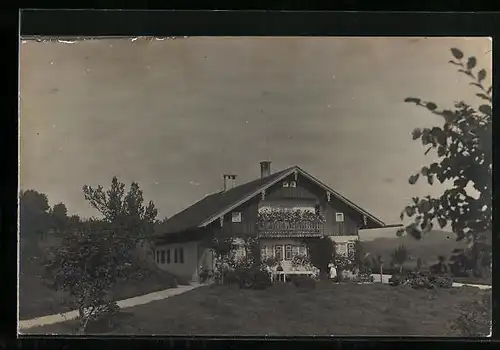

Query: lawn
[
  {"left": 25, "top": 282, "right": 491, "bottom": 336},
  {"left": 19, "top": 257, "right": 188, "bottom": 320}
]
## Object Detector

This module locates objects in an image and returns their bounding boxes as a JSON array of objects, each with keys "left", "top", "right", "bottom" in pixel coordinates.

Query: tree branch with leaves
[{"left": 399, "top": 48, "right": 491, "bottom": 243}]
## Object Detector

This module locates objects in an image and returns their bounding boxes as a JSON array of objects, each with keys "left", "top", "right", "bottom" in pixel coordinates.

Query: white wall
[
  {"left": 329, "top": 235, "right": 358, "bottom": 256},
  {"left": 154, "top": 241, "right": 214, "bottom": 282}
]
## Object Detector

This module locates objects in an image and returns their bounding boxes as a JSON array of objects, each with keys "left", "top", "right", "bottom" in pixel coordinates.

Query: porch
[{"left": 259, "top": 238, "right": 319, "bottom": 279}]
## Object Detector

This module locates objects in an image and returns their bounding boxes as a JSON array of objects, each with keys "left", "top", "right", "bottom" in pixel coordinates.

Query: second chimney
[
  {"left": 223, "top": 174, "right": 237, "bottom": 191},
  {"left": 260, "top": 161, "right": 271, "bottom": 178}
]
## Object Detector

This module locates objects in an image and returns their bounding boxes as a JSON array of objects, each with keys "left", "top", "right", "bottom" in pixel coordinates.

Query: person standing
[{"left": 329, "top": 263, "right": 337, "bottom": 280}]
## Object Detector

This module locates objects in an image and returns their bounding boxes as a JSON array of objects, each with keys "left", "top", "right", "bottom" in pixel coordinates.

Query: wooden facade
[{"left": 211, "top": 171, "right": 366, "bottom": 240}]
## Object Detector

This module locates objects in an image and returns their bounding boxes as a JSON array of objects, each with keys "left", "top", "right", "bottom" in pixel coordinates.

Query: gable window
[
  {"left": 232, "top": 212, "right": 242, "bottom": 223},
  {"left": 179, "top": 247, "right": 184, "bottom": 263},
  {"left": 289, "top": 181, "right": 297, "bottom": 188},
  {"left": 283, "top": 181, "right": 289, "bottom": 188},
  {"left": 274, "top": 245, "right": 283, "bottom": 260},
  {"left": 285, "top": 245, "right": 293, "bottom": 260},
  {"left": 166, "top": 249, "right": 171, "bottom": 264},
  {"left": 174, "top": 248, "right": 178, "bottom": 263},
  {"left": 336, "top": 212, "right": 345, "bottom": 222},
  {"left": 160, "top": 250, "right": 166, "bottom": 264}
]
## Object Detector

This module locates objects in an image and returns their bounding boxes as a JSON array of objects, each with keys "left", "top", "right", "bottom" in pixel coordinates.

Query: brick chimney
[
  {"left": 223, "top": 174, "right": 237, "bottom": 191},
  {"left": 260, "top": 161, "right": 271, "bottom": 178}
]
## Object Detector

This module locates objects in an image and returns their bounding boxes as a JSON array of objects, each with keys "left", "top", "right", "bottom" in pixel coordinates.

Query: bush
[
  {"left": 353, "top": 269, "right": 374, "bottom": 283},
  {"left": 199, "top": 267, "right": 213, "bottom": 283},
  {"left": 236, "top": 266, "right": 271, "bottom": 290},
  {"left": 388, "top": 274, "right": 407, "bottom": 286},
  {"left": 292, "top": 275, "right": 317, "bottom": 289},
  {"left": 451, "top": 293, "right": 491, "bottom": 336},
  {"left": 388, "top": 271, "right": 453, "bottom": 289},
  {"left": 432, "top": 275, "right": 453, "bottom": 289}
]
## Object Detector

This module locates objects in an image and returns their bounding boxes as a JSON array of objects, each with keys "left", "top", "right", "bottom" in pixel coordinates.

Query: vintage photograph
[{"left": 18, "top": 36, "right": 491, "bottom": 336}]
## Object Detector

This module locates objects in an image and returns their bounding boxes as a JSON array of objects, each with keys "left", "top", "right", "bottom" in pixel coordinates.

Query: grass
[
  {"left": 19, "top": 257, "right": 188, "bottom": 320},
  {"left": 25, "top": 281, "right": 491, "bottom": 336}
]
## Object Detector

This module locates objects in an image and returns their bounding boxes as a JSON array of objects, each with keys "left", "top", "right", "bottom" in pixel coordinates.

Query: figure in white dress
[{"left": 329, "top": 263, "right": 337, "bottom": 280}]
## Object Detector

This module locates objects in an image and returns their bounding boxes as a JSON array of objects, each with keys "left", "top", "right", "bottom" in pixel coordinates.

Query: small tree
[
  {"left": 399, "top": 48, "right": 492, "bottom": 277},
  {"left": 50, "top": 202, "right": 69, "bottom": 232},
  {"left": 44, "top": 220, "right": 127, "bottom": 333},
  {"left": 416, "top": 257, "right": 423, "bottom": 272},
  {"left": 376, "top": 255, "right": 384, "bottom": 283},
  {"left": 202, "top": 236, "right": 236, "bottom": 284},
  {"left": 390, "top": 244, "right": 409, "bottom": 274},
  {"left": 43, "top": 177, "right": 158, "bottom": 333},
  {"left": 353, "top": 240, "right": 370, "bottom": 271}
]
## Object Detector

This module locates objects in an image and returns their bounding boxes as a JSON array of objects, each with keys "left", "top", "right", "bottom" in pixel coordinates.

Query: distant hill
[{"left": 360, "top": 230, "right": 467, "bottom": 267}]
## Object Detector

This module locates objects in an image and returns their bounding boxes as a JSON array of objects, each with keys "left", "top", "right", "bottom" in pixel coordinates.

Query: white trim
[
  {"left": 199, "top": 166, "right": 385, "bottom": 228},
  {"left": 200, "top": 167, "right": 296, "bottom": 227},
  {"left": 231, "top": 212, "right": 242, "bottom": 223}
]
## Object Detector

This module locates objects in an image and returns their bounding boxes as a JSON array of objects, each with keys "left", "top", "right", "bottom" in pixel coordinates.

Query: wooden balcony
[{"left": 257, "top": 220, "right": 325, "bottom": 238}]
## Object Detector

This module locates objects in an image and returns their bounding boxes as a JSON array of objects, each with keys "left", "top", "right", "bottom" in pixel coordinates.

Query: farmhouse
[{"left": 153, "top": 161, "right": 395, "bottom": 282}]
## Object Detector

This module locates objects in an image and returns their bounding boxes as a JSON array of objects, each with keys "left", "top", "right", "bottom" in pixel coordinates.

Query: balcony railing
[{"left": 258, "top": 220, "right": 325, "bottom": 238}]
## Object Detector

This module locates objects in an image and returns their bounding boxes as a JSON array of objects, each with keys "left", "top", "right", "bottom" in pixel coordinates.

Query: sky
[{"left": 19, "top": 36, "right": 492, "bottom": 234}]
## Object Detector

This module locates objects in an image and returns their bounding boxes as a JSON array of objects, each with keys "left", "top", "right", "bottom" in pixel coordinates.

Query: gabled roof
[
  {"left": 156, "top": 167, "right": 293, "bottom": 235},
  {"left": 156, "top": 166, "right": 386, "bottom": 236}
]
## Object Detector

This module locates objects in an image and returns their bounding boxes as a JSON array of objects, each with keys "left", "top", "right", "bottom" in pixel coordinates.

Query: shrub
[
  {"left": 451, "top": 293, "right": 491, "bottom": 337},
  {"left": 432, "top": 275, "right": 453, "bottom": 289},
  {"left": 236, "top": 266, "right": 271, "bottom": 290},
  {"left": 199, "top": 267, "right": 213, "bottom": 283},
  {"left": 388, "top": 271, "right": 453, "bottom": 289},
  {"left": 388, "top": 274, "right": 407, "bottom": 286},
  {"left": 292, "top": 275, "right": 316, "bottom": 289},
  {"left": 353, "top": 267, "right": 374, "bottom": 283}
]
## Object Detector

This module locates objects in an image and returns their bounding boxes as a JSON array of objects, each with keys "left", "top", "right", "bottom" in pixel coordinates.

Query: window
[
  {"left": 166, "top": 249, "right": 171, "bottom": 264},
  {"left": 160, "top": 250, "right": 165, "bottom": 264},
  {"left": 156, "top": 250, "right": 160, "bottom": 263},
  {"left": 232, "top": 212, "right": 242, "bottom": 223},
  {"left": 179, "top": 247, "right": 184, "bottom": 263},
  {"left": 298, "top": 245, "right": 307, "bottom": 256},
  {"left": 174, "top": 248, "right": 178, "bottom": 263},
  {"left": 274, "top": 245, "right": 283, "bottom": 260},
  {"left": 285, "top": 245, "right": 293, "bottom": 260},
  {"left": 283, "top": 181, "right": 289, "bottom": 187},
  {"left": 336, "top": 243, "right": 347, "bottom": 256},
  {"left": 289, "top": 181, "right": 297, "bottom": 188},
  {"left": 347, "top": 242, "right": 355, "bottom": 255},
  {"left": 336, "top": 212, "right": 344, "bottom": 222},
  {"left": 261, "top": 245, "right": 272, "bottom": 259}
]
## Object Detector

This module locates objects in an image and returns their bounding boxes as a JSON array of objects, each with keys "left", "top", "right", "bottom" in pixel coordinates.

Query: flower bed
[{"left": 389, "top": 271, "right": 453, "bottom": 289}]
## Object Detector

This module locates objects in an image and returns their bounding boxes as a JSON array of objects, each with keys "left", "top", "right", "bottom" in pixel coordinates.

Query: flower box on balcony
[{"left": 257, "top": 208, "right": 325, "bottom": 238}]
